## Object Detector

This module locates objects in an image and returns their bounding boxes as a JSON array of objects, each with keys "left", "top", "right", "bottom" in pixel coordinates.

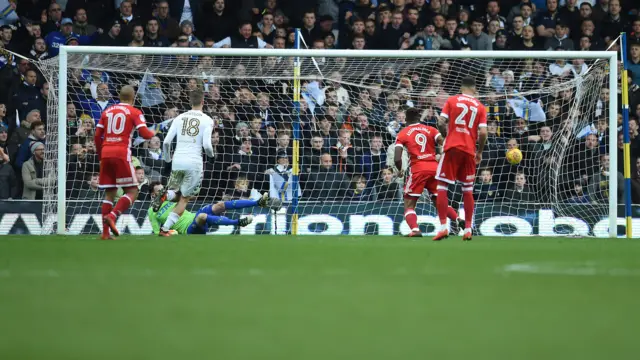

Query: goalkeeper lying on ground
[{"left": 147, "top": 182, "right": 282, "bottom": 235}]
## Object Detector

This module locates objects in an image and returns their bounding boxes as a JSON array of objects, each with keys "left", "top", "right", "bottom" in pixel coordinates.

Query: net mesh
[{"left": 35, "top": 50, "right": 613, "bottom": 236}]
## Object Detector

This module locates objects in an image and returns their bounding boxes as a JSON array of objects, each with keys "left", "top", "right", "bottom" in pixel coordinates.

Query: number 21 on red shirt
[{"left": 454, "top": 103, "right": 478, "bottom": 128}]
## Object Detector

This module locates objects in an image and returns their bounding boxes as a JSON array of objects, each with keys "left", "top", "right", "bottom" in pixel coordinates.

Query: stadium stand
[{"left": 0, "top": 0, "right": 638, "bottom": 207}]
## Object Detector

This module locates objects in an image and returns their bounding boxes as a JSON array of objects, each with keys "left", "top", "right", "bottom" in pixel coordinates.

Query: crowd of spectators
[{"left": 0, "top": 0, "right": 639, "bottom": 206}]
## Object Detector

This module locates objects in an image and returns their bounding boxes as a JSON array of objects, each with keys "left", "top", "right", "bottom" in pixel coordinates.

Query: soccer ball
[{"left": 506, "top": 148, "right": 523, "bottom": 165}]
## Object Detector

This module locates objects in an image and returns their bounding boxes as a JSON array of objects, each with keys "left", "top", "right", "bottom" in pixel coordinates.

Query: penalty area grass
[{"left": 1, "top": 235, "right": 639, "bottom": 360}]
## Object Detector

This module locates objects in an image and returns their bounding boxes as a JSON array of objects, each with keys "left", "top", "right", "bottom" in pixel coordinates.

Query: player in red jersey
[
  {"left": 394, "top": 108, "right": 464, "bottom": 238},
  {"left": 94, "top": 86, "right": 155, "bottom": 239},
  {"left": 433, "top": 76, "right": 488, "bottom": 241}
]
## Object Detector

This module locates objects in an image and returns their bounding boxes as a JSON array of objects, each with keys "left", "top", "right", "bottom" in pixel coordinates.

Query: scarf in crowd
[
  {"left": 486, "top": 103, "right": 501, "bottom": 136},
  {"left": 0, "top": 47, "right": 14, "bottom": 68},
  {"left": 29, "top": 49, "right": 49, "bottom": 60},
  {"left": 507, "top": 91, "right": 546, "bottom": 122},
  {"left": 0, "top": 1, "right": 18, "bottom": 26}
]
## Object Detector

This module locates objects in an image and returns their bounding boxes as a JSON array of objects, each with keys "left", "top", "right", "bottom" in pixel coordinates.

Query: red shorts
[
  {"left": 404, "top": 169, "right": 438, "bottom": 198},
  {"left": 436, "top": 148, "right": 476, "bottom": 185},
  {"left": 99, "top": 157, "right": 138, "bottom": 189}
]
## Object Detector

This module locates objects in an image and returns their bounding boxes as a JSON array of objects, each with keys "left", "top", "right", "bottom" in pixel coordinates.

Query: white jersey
[{"left": 163, "top": 109, "right": 215, "bottom": 170}]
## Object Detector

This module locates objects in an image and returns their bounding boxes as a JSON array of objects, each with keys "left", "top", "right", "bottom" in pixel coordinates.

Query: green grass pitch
[{"left": 1, "top": 235, "right": 639, "bottom": 360}]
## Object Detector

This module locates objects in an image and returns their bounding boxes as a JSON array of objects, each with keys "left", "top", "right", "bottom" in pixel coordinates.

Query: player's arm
[
  {"left": 393, "top": 134, "right": 405, "bottom": 176},
  {"left": 476, "top": 107, "right": 488, "bottom": 164},
  {"left": 394, "top": 146, "right": 404, "bottom": 174},
  {"left": 162, "top": 120, "right": 178, "bottom": 163},
  {"left": 94, "top": 113, "right": 106, "bottom": 157},
  {"left": 147, "top": 208, "right": 161, "bottom": 235},
  {"left": 435, "top": 116, "right": 448, "bottom": 136},
  {"left": 438, "top": 98, "right": 451, "bottom": 135},
  {"left": 477, "top": 126, "right": 488, "bottom": 153},
  {"left": 202, "top": 121, "right": 215, "bottom": 158},
  {"left": 434, "top": 131, "right": 444, "bottom": 154},
  {"left": 133, "top": 111, "right": 155, "bottom": 139}
]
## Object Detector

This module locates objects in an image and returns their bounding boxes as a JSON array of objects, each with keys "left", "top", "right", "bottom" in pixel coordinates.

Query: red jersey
[
  {"left": 395, "top": 123, "right": 441, "bottom": 173},
  {"left": 94, "top": 104, "right": 152, "bottom": 160},
  {"left": 440, "top": 94, "right": 487, "bottom": 156}
]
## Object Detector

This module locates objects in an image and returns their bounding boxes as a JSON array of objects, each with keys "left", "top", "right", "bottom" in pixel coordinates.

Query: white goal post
[{"left": 50, "top": 46, "right": 618, "bottom": 237}]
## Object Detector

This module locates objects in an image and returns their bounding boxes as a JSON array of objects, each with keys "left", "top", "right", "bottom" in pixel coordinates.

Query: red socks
[
  {"left": 446, "top": 206, "right": 458, "bottom": 221},
  {"left": 436, "top": 188, "right": 449, "bottom": 225},
  {"left": 112, "top": 194, "right": 133, "bottom": 218},
  {"left": 462, "top": 191, "right": 475, "bottom": 229},
  {"left": 404, "top": 209, "right": 419, "bottom": 231},
  {"left": 406, "top": 206, "right": 457, "bottom": 231},
  {"left": 101, "top": 200, "right": 113, "bottom": 237}
]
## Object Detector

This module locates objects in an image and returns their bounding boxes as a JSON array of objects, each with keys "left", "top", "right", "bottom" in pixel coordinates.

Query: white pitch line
[
  {"left": 46, "top": 269, "right": 60, "bottom": 277},
  {"left": 24, "top": 270, "right": 60, "bottom": 277},
  {"left": 192, "top": 268, "right": 218, "bottom": 276},
  {"left": 392, "top": 267, "right": 408, "bottom": 275},
  {"left": 503, "top": 263, "right": 596, "bottom": 276},
  {"left": 323, "top": 268, "right": 350, "bottom": 276},
  {"left": 501, "top": 263, "right": 640, "bottom": 277},
  {"left": 142, "top": 268, "right": 156, "bottom": 277}
]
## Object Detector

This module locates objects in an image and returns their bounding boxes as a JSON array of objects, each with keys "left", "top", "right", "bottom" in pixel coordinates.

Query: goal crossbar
[
  {"left": 59, "top": 46, "right": 614, "bottom": 60},
  {"left": 55, "top": 46, "right": 619, "bottom": 237}
]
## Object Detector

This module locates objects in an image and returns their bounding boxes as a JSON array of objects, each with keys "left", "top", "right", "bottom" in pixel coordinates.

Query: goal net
[{"left": 36, "top": 47, "right": 617, "bottom": 236}]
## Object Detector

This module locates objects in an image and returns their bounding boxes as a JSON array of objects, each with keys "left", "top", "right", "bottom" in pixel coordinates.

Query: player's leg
[
  {"left": 222, "top": 193, "right": 265, "bottom": 210},
  {"left": 213, "top": 194, "right": 282, "bottom": 214},
  {"left": 153, "top": 171, "right": 183, "bottom": 212},
  {"left": 98, "top": 158, "right": 119, "bottom": 239},
  {"left": 223, "top": 198, "right": 258, "bottom": 210},
  {"left": 107, "top": 159, "right": 140, "bottom": 223},
  {"left": 161, "top": 169, "right": 199, "bottom": 233},
  {"left": 445, "top": 201, "right": 464, "bottom": 235},
  {"left": 151, "top": 185, "right": 181, "bottom": 212},
  {"left": 434, "top": 152, "right": 455, "bottom": 240},
  {"left": 105, "top": 184, "right": 140, "bottom": 236},
  {"left": 460, "top": 186, "right": 474, "bottom": 240},
  {"left": 433, "top": 182, "right": 451, "bottom": 241},
  {"left": 402, "top": 169, "right": 423, "bottom": 237},
  {"left": 111, "top": 185, "right": 139, "bottom": 216},
  {"left": 204, "top": 203, "right": 256, "bottom": 227},
  {"left": 426, "top": 178, "right": 464, "bottom": 235},
  {"left": 434, "top": 194, "right": 464, "bottom": 235},
  {"left": 185, "top": 210, "right": 210, "bottom": 235},
  {"left": 459, "top": 153, "right": 476, "bottom": 241},
  {"left": 101, "top": 188, "right": 117, "bottom": 239},
  {"left": 189, "top": 213, "right": 211, "bottom": 234},
  {"left": 209, "top": 214, "right": 254, "bottom": 227},
  {"left": 161, "top": 195, "right": 192, "bottom": 233},
  {"left": 403, "top": 196, "right": 421, "bottom": 237},
  {"left": 186, "top": 208, "right": 254, "bottom": 235}
]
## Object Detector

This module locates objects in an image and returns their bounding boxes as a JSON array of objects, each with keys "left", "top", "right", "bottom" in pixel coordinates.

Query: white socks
[
  {"left": 440, "top": 224, "right": 448, "bottom": 232},
  {"left": 464, "top": 228, "right": 472, "bottom": 234},
  {"left": 162, "top": 212, "right": 180, "bottom": 232}
]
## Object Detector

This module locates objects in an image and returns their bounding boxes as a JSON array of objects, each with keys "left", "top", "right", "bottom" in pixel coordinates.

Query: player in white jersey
[{"left": 153, "top": 89, "right": 215, "bottom": 236}]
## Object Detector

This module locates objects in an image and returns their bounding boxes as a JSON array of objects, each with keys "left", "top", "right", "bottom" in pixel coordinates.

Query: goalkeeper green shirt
[{"left": 147, "top": 201, "right": 196, "bottom": 234}]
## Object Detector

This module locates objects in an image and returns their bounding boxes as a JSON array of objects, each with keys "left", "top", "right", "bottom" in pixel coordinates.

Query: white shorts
[{"left": 167, "top": 168, "right": 203, "bottom": 197}]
